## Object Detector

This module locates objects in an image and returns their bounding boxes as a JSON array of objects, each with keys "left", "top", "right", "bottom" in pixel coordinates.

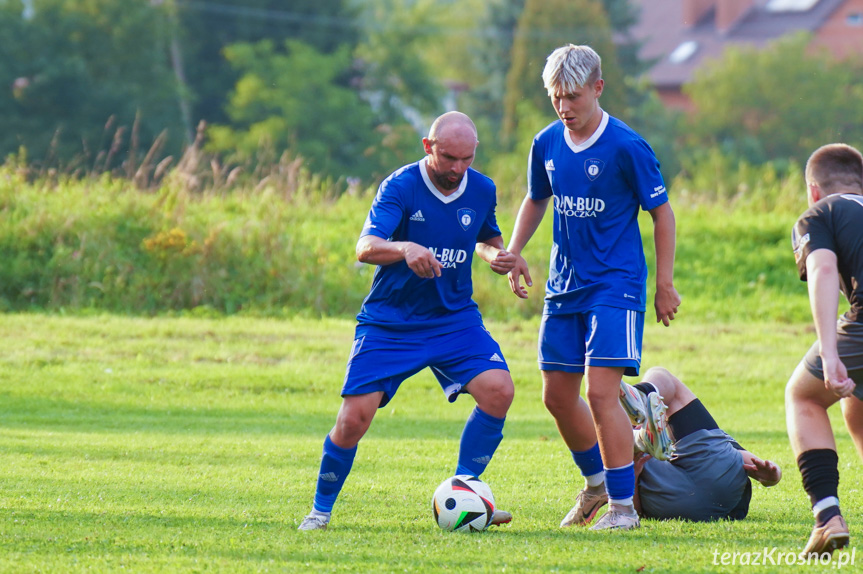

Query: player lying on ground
[{"left": 561, "top": 366, "right": 781, "bottom": 526}]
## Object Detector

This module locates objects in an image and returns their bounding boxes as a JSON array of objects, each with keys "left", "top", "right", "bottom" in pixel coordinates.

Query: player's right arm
[
  {"left": 357, "top": 170, "right": 442, "bottom": 279},
  {"left": 806, "top": 248, "right": 855, "bottom": 397},
  {"left": 506, "top": 196, "right": 550, "bottom": 298},
  {"left": 356, "top": 235, "right": 442, "bottom": 279}
]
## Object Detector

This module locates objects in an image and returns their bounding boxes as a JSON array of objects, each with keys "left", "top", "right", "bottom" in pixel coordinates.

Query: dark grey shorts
[
  {"left": 803, "top": 316, "right": 863, "bottom": 394},
  {"left": 638, "top": 429, "right": 749, "bottom": 521}
]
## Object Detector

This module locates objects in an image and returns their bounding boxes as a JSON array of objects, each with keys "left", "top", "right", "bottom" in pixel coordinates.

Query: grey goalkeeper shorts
[
  {"left": 803, "top": 316, "right": 863, "bottom": 398},
  {"left": 638, "top": 428, "right": 750, "bottom": 522}
]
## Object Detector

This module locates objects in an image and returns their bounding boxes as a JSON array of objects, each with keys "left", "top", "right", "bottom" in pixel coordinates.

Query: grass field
[{"left": 0, "top": 314, "right": 859, "bottom": 572}]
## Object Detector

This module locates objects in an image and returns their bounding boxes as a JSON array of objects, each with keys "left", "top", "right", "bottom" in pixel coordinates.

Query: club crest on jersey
[
  {"left": 457, "top": 208, "right": 476, "bottom": 231},
  {"left": 584, "top": 159, "right": 605, "bottom": 181}
]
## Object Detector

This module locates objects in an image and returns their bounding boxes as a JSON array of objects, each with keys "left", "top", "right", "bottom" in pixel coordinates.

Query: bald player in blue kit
[{"left": 299, "top": 112, "right": 518, "bottom": 531}]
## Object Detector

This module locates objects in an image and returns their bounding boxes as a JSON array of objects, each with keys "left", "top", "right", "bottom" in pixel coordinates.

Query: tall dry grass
[{"left": 0, "top": 135, "right": 813, "bottom": 321}]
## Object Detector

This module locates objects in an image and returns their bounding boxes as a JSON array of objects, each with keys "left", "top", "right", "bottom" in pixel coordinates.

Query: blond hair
[{"left": 542, "top": 44, "right": 602, "bottom": 96}]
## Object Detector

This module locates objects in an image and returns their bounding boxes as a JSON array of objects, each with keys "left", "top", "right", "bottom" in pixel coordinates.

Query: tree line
[{"left": 2, "top": 0, "right": 862, "bottom": 187}]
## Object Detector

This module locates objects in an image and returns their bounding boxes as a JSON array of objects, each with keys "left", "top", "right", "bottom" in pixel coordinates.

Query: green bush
[
  {"left": 0, "top": 159, "right": 815, "bottom": 322},
  {"left": 0, "top": 168, "right": 370, "bottom": 315}
]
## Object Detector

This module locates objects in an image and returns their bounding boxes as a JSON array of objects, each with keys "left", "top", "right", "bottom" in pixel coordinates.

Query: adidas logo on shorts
[
  {"left": 410, "top": 210, "right": 425, "bottom": 222},
  {"left": 490, "top": 353, "right": 504, "bottom": 362}
]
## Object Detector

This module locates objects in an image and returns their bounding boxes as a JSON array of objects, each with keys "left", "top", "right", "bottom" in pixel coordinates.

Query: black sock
[
  {"left": 634, "top": 382, "right": 657, "bottom": 396},
  {"left": 797, "top": 449, "right": 840, "bottom": 525}
]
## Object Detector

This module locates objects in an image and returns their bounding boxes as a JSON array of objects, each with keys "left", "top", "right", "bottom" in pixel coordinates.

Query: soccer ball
[{"left": 431, "top": 475, "right": 495, "bottom": 532}]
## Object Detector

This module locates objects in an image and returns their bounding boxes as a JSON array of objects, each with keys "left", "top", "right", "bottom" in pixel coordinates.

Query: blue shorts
[
  {"left": 538, "top": 306, "right": 643, "bottom": 376},
  {"left": 342, "top": 325, "right": 509, "bottom": 408}
]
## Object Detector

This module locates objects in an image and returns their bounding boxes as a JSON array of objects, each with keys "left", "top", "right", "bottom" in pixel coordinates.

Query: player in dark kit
[
  {"left": 299, "top": 112, "right": 517, "bottom": 531},
  {"left": 617, "top": 368, "right": 781, "bottom": 522},
  {"left": 786, "top": 143, "right": 863, "bottom": 556}
]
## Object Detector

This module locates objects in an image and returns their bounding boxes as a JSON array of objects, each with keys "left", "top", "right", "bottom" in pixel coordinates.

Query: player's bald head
[{"left": 427, "top": 112, "right": 478, "bottom": 147}]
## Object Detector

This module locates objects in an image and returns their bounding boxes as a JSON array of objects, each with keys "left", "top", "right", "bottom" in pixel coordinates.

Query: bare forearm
[
  {"left": 651, "top": 203, "right": 676, "bottom": 288},
  {"left": 356, "top": 235, "right": 412, "bottom": 266},
  {"left": 807, "top": 251, "right": 841, "bottom": 358},
  {"left": 476, "top": 235, "right": 505, "bottom": 264},
  {"left": 649, "top": 203, "right": 681, "bottom": 325}
]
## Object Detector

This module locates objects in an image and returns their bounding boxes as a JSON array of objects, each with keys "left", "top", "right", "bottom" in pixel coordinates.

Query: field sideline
[{"left": 0, "top": 314, "right": 858, "bottom": 572}]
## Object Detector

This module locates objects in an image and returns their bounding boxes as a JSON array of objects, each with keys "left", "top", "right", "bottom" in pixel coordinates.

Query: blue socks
[
  {"left": 572, "top": 442, "right": 635, "bottom": 506},
  {"left": 605, "top": 462, "right": 635, "bottom": 506},
  {"left": 456, "top": 406, "right": 505, "bottom": 476},
  {"left": 312, "top": 434, "right": 357, "bottom": 513},
  {"left": 571, "top": 442, "right": 605, "bottom": 486},
  {"left": 313, "top": 407, "right": 504, "bottom": 513}
]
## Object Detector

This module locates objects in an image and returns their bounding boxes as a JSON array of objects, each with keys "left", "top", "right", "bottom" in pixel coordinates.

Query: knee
[
  {"left": 542, "top": 387, "right": 571, "bottom": 418},
  {"left": 333, "top": 410, "right": 373, "bottom": 445},
  {"left": 495, "top": 382, "right": 515, "bottom": 411},
  {"left": 643, "top": 366, "right": 671, "bottom": 381},
  {"left": 479, "top": 377, "right": 514, "bottom": 414},
  {"left": 585, "top": 383, "right": 617, "bottom": 412}
]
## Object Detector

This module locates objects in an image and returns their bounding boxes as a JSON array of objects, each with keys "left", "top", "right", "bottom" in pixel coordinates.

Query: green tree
[
  {"left": 207, "top": 39, "right": 386, "bottom": 180},
  {"left": 683, "top": 32, "right": 863, "bottom": 165},
  {"left": 625, "top": 77, "right": 683, "bottom": 182},
  {"left": 459, "top": 0, "right": 525, "bottom": 162},
  {"left": 351, "top": 0, "right": 442, "bottom": 126},
  {"left": 501, "top": 0, "right": 626, "bottom": 147},
  {"left": 0, "top": 0, "right": 184, "bottom": 167},
  {"left": 176, "top": 0, "right": 359, "bottom": 127},
  {"left": 599, "top": 0, "right": 641, "bottom": 77},
  {"left": 201, "top": 1, "right": 456, "bottom": 182}
]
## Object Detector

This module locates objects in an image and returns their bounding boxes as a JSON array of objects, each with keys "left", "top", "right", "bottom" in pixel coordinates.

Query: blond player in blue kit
[
  {"left": 299, "top": 112, "right": 517, "bottom": 531},
  {"left": 506, "top": 44, "right": 680, "bottom": 530}
]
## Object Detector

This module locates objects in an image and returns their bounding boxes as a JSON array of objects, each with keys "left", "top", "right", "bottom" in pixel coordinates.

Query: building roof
[{"left": 629, "top": 0, "right": 848, "bottom": 88}]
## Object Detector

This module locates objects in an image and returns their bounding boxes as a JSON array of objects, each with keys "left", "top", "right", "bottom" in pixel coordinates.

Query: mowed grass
[{"left": 0, "top": 314, "right": 859, "bottom": 573}]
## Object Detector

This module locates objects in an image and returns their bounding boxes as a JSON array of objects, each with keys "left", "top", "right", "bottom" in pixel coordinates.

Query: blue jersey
[
  {"left": 528, "top": 111, "right": 668, "bottom": 314},
  {"left": 357, "top": 158, "right": 502, "bottom": 335}
]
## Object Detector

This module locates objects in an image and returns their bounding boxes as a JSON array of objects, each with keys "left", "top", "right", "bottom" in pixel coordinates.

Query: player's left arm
[
  {"left": 740, "top": 451, "right": 782, "bottom": 487},
  {"left": 476, "top": 235, "right": 516, "bottom": 276},
  {"left": 648, "top": 202, "right": 681, "bottom": 326},
  {"left": 806, "top": 248, "right": 855, "bottom": 397}
]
